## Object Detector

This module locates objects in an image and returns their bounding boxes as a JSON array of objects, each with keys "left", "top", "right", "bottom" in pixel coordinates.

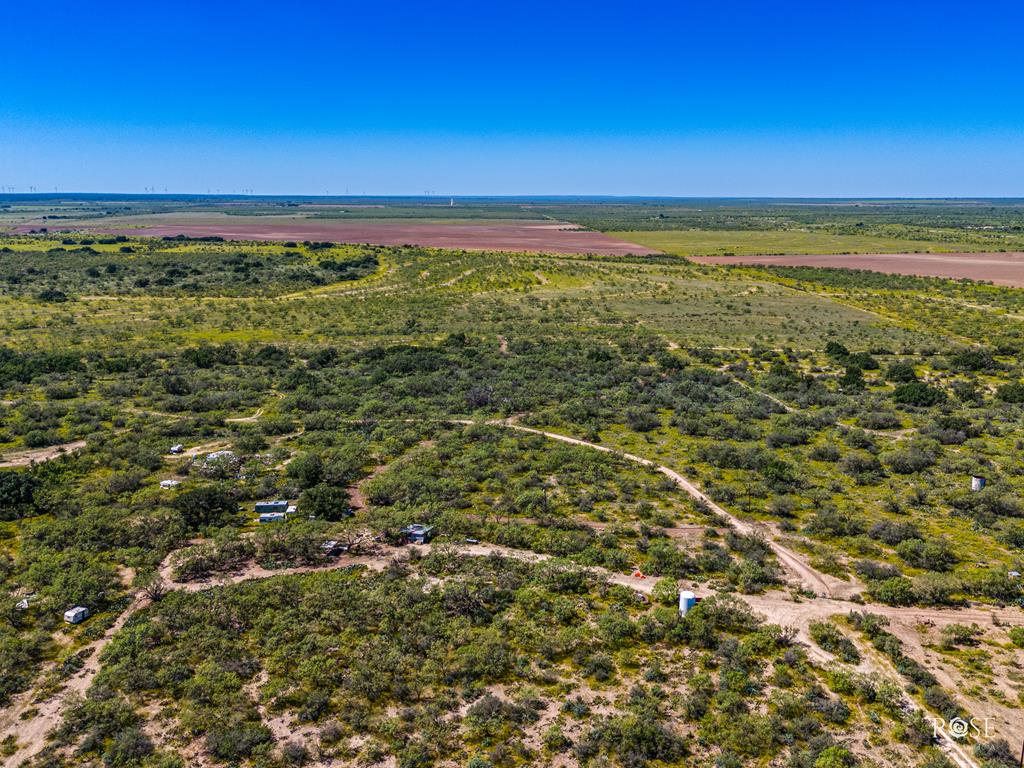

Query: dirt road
[
  {"left": 473, "top": 419, "right": 859, "bottom": 599},
  {"left": 163, "top": 441, "right": 233, "bottom": 460},
  {"left": 721, "top": 367, "right": 916, "bottom": 441},
  {"left": 0, "top": 440, "right": 86, "bottom": 468},
  {"left": 0, "top": 592, "right": 143, "bottom": 768},
  {"left": 225, "top": 408, "right": 264, "bottom": 423}
]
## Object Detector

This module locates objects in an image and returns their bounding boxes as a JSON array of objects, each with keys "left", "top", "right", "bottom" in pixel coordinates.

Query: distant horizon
[{"left": 4, "top": 193, "right": 1024, "bottom": 204}]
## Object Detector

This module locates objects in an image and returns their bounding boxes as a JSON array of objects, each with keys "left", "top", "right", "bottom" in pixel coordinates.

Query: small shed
[
  {"left": 401, "top": 523, "right": 436, "bottom": 545},
  {"left": 255, "top": 500, "right": 289, "bottom": 515},
  {"left": 64, "top": 606, "right": 89, "bottom": 624},
  {"left": 971, "top": 475, "right": 987, "bottom": 492}
]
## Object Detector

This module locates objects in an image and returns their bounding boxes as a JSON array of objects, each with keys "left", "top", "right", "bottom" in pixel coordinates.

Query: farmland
[
  {"left": 2, "top": 203, "right": 658, "bottom": 257},
  {"left": 1, "top": 196, "right": 1024, "bottom": 768},
  {"left": 11, "top": 196, "right": 1024, "bottom": 283},
  {"left": 607, "top": 229, "right": 959, "bottom": 258}
]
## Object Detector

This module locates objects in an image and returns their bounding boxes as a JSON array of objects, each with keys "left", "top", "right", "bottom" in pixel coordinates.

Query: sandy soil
[
  {"left": 693, "top": 251, "right": 1024, "bottom": 287},
  {"left": 0, "top": 440, "right": 86, "bottom": 468},
  {"left": 224, "top": 408, "right": 264, "bottom": 423},
  {"left": 14, "top": 215, "right": 659, "bottom": 257}
]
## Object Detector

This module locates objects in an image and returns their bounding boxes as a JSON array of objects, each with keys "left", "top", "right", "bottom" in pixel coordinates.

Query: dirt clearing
[{"left": 0, "top": 440, "right": 86, "bottom": 468}]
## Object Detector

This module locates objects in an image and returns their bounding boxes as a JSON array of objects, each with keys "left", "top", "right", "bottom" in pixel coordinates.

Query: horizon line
[{"left": 3, "top": 192, "right": 1024, "bottom": 203}]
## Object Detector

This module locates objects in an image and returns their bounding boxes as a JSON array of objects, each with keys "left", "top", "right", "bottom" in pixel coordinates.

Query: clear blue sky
[{"left": 2, "top": 0, "right": 1023, "bottom": 196}]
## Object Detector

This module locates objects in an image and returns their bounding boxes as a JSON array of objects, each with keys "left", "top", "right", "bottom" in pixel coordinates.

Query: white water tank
[{"left": 679, "top": 590, "right": 697, "bottom": 616}]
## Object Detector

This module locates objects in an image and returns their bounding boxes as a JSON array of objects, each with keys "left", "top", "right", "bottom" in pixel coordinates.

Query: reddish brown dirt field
[
  {"left": 19, "top": 218, "right": 659, "bottom": 257},
  {"left": 693, "top": 252, "right": 1024, "bottom": 287}
]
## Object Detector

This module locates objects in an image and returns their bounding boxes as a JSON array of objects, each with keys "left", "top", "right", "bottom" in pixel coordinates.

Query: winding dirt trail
[
  {"left": 721, "top": 368, "right": 917, "bottom": 441},
  {"left": 0, "top": 545, "right": 399, "bottom": 767},
  {"left": 346, "top": 466, "right": 383, "bottom": 511},
  {"left": 185, "top": 538, "right": 1015, "bottom": 767},
  {"left": 225, "top": 408, "right": 264, "bottom": 423},
  {"left": 0, "top": 592, "right": 144, "bottom": 768},
  {"left": 449, "top": 420, "right": 996, "bottom": 767},
  {"left": 468, "top": 419, "right": 858, "bottom": 599}
]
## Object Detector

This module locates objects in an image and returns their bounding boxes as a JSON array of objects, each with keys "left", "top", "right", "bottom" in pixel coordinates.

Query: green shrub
[
  {"left": 892, "top": 382, "right": 945, "bottom": 407},
  {"left": 869, "top": 577, "right": 916, "bottom": 606},
  {"left": 886, "top": 361, "right": 918, "bottom": 383},
  {"left": 809, "top": 621, "right": 861, "bottom": 663}
]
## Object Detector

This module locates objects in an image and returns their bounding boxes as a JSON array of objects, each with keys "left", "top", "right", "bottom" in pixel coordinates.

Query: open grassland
[
  {"left": 608, "top": 228, "right": 961, "bottom": 257},
  {"left": 572, "top": 199, "right": 1024, "bottom": 253},
  {"left": 0, "top": 235, "right": 925, "bottom": 353}
]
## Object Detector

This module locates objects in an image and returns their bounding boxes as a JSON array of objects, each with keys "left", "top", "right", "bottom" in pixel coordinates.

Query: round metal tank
[{"left": 678, "top": 590, "right": 697, "bottom": 615}]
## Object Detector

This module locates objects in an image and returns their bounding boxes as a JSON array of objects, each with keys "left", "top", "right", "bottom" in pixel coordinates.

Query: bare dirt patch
[
  {"left": 693, "top": 251, "right": 1024, "bottom": 287},
  {"left": 0, "top": 440, "right": 86, "bottom": 468}
]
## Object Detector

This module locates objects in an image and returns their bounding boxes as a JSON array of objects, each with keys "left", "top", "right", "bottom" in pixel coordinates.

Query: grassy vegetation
[
  {"left": 571, "top": 199, "right": 1024, "bottom": 252},
  {"left": 610, "top": 229, "right": 964, "bottom": 257},
  {"left": 598, "top": 199, "right": 1024, "bottom": 257},
  {"left": 0, "top": 236, "right": 378, "bottom": 298},
  {"left": 0, "top": 237, "right": 928, "bottom": 354},
  {"left": 60, "top": 559, "right": 911, "bottom": 768}
]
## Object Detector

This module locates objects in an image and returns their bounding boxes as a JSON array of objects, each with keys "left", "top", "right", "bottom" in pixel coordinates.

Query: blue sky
[{"left": 2, "top": 0, "right": 1023, "bottom": 196}]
